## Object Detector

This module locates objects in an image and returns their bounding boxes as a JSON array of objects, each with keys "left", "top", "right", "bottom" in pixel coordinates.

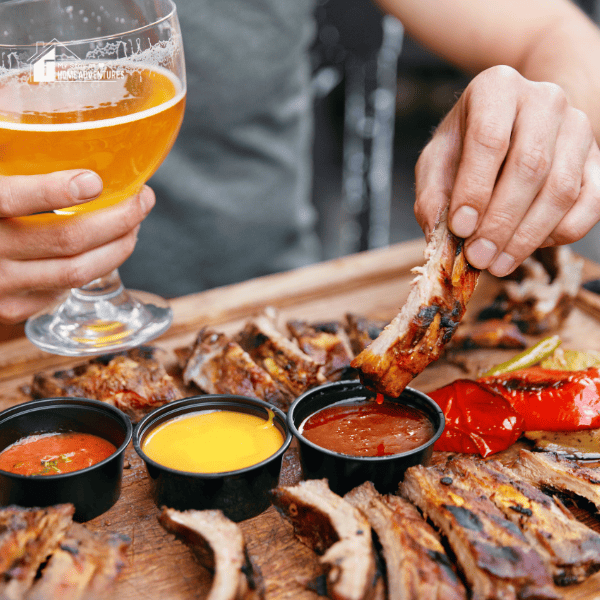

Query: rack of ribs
[
  {"left": 443, "top": 456, "right": 600, "bottom": 585},
  {"left": 344, "top": 481, "right": 466, "bottom": 600},
  {"left": 400, "top": 464, "right": 560, "bottom": 600},
  {"left": 514, "top": 449, "right": 600, "bottom": 513}
]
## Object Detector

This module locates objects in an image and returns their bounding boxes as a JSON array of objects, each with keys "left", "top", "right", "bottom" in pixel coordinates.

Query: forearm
[
  {"left": 516, "top": 10, "right": 600, "bottom": 142},
  {"left": 377, "top": 0, "right": 600, "bottom": 141}
]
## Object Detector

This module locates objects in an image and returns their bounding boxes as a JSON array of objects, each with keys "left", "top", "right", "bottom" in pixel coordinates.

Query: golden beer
[{"left": 0, "top": 65, "right": 185, "bottom": 219}]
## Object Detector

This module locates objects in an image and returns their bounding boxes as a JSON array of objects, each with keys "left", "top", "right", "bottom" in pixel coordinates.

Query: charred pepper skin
[{"left": 480, "top": 366, "right": 600, "bottom": 432}]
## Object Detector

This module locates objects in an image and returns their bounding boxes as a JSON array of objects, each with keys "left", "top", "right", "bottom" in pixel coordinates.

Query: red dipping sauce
[
  {"left": 0, "top": 432, "right": 117, "bottom": 476},
  {"left": 300, "top": 400, "right": 434, "bottom": 457}
]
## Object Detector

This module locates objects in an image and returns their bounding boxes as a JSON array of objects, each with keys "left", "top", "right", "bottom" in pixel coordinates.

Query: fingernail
[
  {"left": 490, "top": 252, "right": 516, "bottom": 277},
  {"left": 69, "top": 171, "right": 103, "bottom": 200},
  {"left": 451, "top": 206, "right": 479, "bottom": 238},
  {"left": 466, "top": 238, "right": 497, "bottom": 269},
  {"left": 139, "top": 186, "right": 155, "bottom": 213}
]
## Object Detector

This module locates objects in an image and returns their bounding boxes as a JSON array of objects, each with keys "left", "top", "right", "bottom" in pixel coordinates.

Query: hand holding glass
[{"left": 0, "top": 0, "right": 186, "bottom": 355}]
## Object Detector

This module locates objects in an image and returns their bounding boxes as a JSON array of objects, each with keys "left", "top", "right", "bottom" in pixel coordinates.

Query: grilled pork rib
[
  {"left": 514, "top": 449, "right": 600, "bottom": 513},
  {"left": 158, "top": 508, "right": 264, "bottom": 600},
  {"left": 344, "top": 481, "right": 466, "bottom": 600},
  {"left": 0, "top": 504, "right": 75, "bottom": 600},
  {"left": 444, "top": 456, "right": 600, "bottom": 585},
  {"left": 344, "top": 314, "right": 387, "bottom": 355},
  {"left": 236, "top": 315, "right": 325, "bottom": 397},
  {"left": 351, "top": 209, "right": 479, "bottom": 397},
  {"left": 287, "top": 319, "right": 355, "bottom": 381},
  {"left": 400, "top": 465, "right": 560, "bottom": 600},
  {"left": 272, "top": 479, "right": 377, "bottom": 600},
  {"left": 478, "top": 246, "right": 583, "bottom": 334},
  {"left": 183, "top": 327, "right": 290, "bottom": 410},
  {"left": 26, "top": 523, "right": 130, "bottom": 600},
  {"left": 447, "top": 319, "right": 527, "bottom": 350},
  {"left": 31, "top": 347, "right": 183, "bottom": 421},
  {"left": 0, "top": 505, "right": 129, "bottom": 600}
]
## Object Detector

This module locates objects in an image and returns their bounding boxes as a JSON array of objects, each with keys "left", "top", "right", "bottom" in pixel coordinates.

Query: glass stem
[{"left": 72, "top": 269, "right": 125, "bottom": 300}]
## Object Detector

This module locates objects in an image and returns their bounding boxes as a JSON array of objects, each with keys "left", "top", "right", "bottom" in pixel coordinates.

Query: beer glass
[{"left": 0, "top": 0, "right": 186, "bottom": 355}]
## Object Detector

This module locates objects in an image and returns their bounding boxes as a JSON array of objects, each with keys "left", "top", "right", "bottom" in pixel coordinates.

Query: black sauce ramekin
[
  {"left": 288, "top": 380, "right": 445, "bottom": 495},
  {"left": 133, "top": 395, "right": 292, "bottom": 522},
  {"left": 0, "top": 397, "right": 132, "bottom": 521}
]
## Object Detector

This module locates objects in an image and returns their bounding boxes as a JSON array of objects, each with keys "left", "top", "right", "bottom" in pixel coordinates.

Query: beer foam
[
  {"left": 85, "top": 37, "right": 181, "bottom": 72},
  {"left": 0, "top": 65, "right": 185, "bottom": 132}
]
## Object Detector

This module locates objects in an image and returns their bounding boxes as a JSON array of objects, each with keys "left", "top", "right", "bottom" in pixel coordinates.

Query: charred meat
[
  {"left": 444, "top": 456, "right": 600, "bottom": 585},
  {"left": 31, "top": 347, "right": 183, "bottom": 421},
  {"left": 236, "top": 315, "right": 324, "bottom": 397},
  {"left": 344, "top": 314, "right": 387, "bottom": 355},
  {"left": 514, "top": 449, "right": 600, "bottom": 513},
  {"left": 0, "top": 504, "right": 74, "bottom": 600},
  {"left": 401, "top": 464, "right": 560, "bottom": 600},
  {"left": 478, "top": 246, "right": 583, "bottom": 335},
  {"left": 351, "top": 209, "right": 480, "bottom": 397},
  {"left": 287, "top": 319, "right": 355, "bottom": 381},
  {"left": 271, "top": 479, "right": 376, "bottom": 600},
  {"left": 0, "top": 504, "right": 128, "bottom": 600},
  {"left": 26, "top": 523, "right": 130, "bottom": 600},
  {"left": 158, "top": 508, "right": 264, "bottom": 600},
  {"left": 447, "top": 319, "right": 527, "bottom": 351},
  {"left": 182, "top": 327, "right": 290, "bottom": 410},
  {"left": 523, "top": 430, "right": 600, "bottom": 459},
  {"left": 344, "top": 481, "right": 466, "bottom": 600}
]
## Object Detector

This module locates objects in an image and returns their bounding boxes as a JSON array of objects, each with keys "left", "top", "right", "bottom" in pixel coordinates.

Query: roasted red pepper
[
  {"left": 428, "top": 380, "right": 524, "bottom": 457},
  {"left": 480, "top": 366, "right": 600, "bottom": 431}
]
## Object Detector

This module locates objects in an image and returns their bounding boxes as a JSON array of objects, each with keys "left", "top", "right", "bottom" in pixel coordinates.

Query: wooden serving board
[{"left": 3, "top": 240, "right": 600, "bottom": 600}]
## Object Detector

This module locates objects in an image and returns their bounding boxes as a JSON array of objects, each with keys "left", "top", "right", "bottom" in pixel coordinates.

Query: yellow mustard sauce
[{"left": 141, "top": 409, "right": 283, "bottom": 473}]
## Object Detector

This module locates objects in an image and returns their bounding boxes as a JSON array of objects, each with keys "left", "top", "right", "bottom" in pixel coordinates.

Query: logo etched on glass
[{"left": 29, "top": 39, "right": 124, "bottom": 82}]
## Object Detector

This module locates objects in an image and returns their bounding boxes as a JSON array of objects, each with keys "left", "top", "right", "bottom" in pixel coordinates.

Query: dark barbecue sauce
[{"left": 300, "top": 400, "right": 434, "bottom": 457}]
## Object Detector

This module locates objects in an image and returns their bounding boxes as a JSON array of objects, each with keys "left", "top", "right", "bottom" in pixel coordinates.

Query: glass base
[{"left": 25, "top": 273, "right": 173, "bottom": 357}]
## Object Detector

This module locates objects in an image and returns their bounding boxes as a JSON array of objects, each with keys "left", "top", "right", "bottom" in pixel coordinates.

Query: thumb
[
  {"left": 413, "top": 105, "right": 463, "bottom": 239},
  {"left": 0, "top": 170, "right": 103, "bottom": 217}
]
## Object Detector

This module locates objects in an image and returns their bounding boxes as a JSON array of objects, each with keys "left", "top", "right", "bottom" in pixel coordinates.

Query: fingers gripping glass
[{"left": 0, "top": 0, "right": 186, "bottom": 356}]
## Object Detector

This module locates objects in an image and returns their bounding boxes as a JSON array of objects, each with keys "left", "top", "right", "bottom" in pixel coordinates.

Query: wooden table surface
[{"left": 3, "top": 240, "right": 600, "bottom": 600}]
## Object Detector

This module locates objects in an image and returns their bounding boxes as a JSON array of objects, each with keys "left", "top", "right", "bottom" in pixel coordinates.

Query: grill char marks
[
  {"left": 0, "top": 504, "right": 129, "bottom": 600},
  {"left": 26, "top": 523, "right": 130, "bottom": 600},
  {"left": 344, "top": 481, "right": 466, "bottom": 600},
  {"left": 31, "top": 347, "right": 183, "bottom": 421},
  {"left": 182, "top": 327, "right": 290, "bottom": 410},
  {"left": 351, "top": 210, "right": 479, "bottom": 397},
  {"left": 400, "top": 465, "right": 561, "bottom": 600},
  {"left": 344, "top": 314, "right": 387, "bottom": 355},
  {"left": 0, "top": 504, "right": 75, "bottom": 600},
  {"left": 236, "top": 315, "right": 324, "bottom": 397},
  {"left": 158, "top": 508, "right": 264, "bottom": 600},
  {"left": 514, "top": 449, "right": 600, "bottom": 513},
  {"left": 271, "top": 479, "right": 377, "bottom": 600},
  {"left": 447, "top": 319, "right": 528, "bottom": 351},
  {"left": 443, "top": 456, "right": 600, "bottom": 585},
  {"left": 477, "top": 246, "right": 583, "bottom": 334},
  {"left": 286, "top": 319, "right": 355, "bottom": 381}
]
